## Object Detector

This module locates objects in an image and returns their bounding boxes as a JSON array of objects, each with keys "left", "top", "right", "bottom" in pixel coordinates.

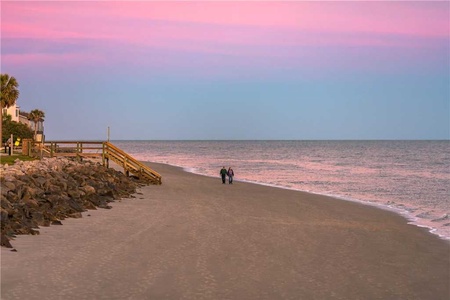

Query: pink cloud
[
  {"left": 2, "top": 52, "right": 107, "bottom": 67},
  {"left": 98, "top": 1, "right": 448, "bottom": 38},
  {"left": 3, "top": 1, "right": 447, "bottom": 41},
  {"left": 2, "top": 1, "right": 448, "bottom": 72}
]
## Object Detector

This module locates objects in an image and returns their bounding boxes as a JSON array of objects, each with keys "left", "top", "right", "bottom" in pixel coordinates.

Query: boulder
[{"left": 0, "top": 157, "right": 145, "bottom": 248}]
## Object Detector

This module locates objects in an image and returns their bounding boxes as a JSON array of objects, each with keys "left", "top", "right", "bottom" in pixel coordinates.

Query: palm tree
[
  {"left": 1, "top": 74, "right": 20, "bottom": 144},
  {"left": 28, "top": 109, "right": 45, "bottom": 141}
]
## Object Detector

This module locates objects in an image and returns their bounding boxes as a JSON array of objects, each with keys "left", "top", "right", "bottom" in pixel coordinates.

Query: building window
[{"left": 16, "top": 109, "right": 19, "bottom": 117}]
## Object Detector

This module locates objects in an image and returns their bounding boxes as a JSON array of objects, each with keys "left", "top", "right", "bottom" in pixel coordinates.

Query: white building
[
  {"left": 2, "top": 103, "right": 20, "bottom": 122},
  {"left": 3, "top": 103, "right": 45, "bottom": 141}
]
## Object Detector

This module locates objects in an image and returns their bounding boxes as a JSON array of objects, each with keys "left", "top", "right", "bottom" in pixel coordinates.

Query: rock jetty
[{"left": 1, "top": 157, "right": 145, "bottom": 248}]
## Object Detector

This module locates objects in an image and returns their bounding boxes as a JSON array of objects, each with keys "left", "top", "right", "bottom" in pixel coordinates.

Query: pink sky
[
  {"left": 2, "top": 1, "right": 448, "bottom": 73},
  {"left": 5, "top": 1, "right": 448, "bottom": 35},
  {"left": 1, "top": 1, "right": 448, "bottom": 141},
  {"left": 3, "top": 2, "right": 447, "bottom": 43}
]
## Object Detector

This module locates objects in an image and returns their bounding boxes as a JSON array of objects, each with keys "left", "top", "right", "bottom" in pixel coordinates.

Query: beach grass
[{"left": 0, "top": 154, "right": 38, "bottom": 165}]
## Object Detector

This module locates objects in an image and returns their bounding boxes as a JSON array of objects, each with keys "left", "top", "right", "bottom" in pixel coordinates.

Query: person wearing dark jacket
[{"left": 220, "top": 166, "right": 227, "bottom": 184}]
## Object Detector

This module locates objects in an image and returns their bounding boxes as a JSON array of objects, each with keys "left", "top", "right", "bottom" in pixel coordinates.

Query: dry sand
[{"left": 1, "top": 162, "right": 449, "bottom": 299}]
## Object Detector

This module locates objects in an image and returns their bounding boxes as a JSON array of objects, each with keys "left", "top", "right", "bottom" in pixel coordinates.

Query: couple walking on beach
[{"left": 220, "top": 166, "right": 234, "bottom": 184}]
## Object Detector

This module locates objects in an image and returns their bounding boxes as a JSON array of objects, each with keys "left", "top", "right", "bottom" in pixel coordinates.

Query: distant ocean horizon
[{"left": 113, "top": 140, "right": 450, "bottom": 240}]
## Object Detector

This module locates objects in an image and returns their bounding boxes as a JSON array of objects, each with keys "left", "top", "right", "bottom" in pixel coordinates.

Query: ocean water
[{"left": 113, "top": 140, "right": 450, "bottom": 240}]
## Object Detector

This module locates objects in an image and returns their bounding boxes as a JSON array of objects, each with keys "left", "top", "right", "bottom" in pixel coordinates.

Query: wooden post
[
  {"left": 50, "top": 142, "right": 54, "bottom": 157},
  {"left": 105, "top": 143, "right": 110, "bottom": 168},
  {"left": 76, "top": 142, "right": 80, "bottom": 162},
  {"left": 9, "top": 134, "right": 13, "bottom": 156},
  {"left": 102, "top": 143, "right": 106, "bottom": 166}
]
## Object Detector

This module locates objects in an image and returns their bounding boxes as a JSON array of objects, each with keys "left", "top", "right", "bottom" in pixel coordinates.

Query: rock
[
  {"left": 83, "top": 200, "right": 97, "bottom": 210},
  {"left": 2, "top": 181, "right": 16, "bottom": 192},
  {"left": 100, "top": 190, "right": 116, "bottom": 199},
  {"left": 47, "top": 184, "right": 62, "bottom": 194},
  {"left": 67, "top": 190, "right": 82, "bottom": 199},
  {"left": 68, "top": 212, "right": 82, "bottom": 218},
  {"left": 80, "top": 185, "right": 95, "bottom": 195},
  {"left": 0, "top": 157, "right": 147, "bottom": 248},
  {"left": 66, "top": 198, "right": 85, "bottom": 213},
  {"left": 33, "top": 176, "right": 48, "bottom": 188},
  {"left": 0, "top": 158, "right": 143, "bottom": 245},
  {"left": 1, "top": 234, "right": 13, "bottom": 248},
  {"left": 31, "top": 211, "right": 45, "bottom": 226},
  {"left": 23, "top": 198, "right": 39, "bottom": 208},
  {"left": 0, "top": 208, "right": 9, "bottom": 223}
]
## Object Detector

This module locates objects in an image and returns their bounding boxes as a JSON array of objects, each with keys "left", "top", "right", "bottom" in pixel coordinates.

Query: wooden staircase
[
  {"left": 27, "top": 140, "right": 162, "bottom": 184},
  {"left": 103, "top": 142, "right": 162, "bottom": 184}
]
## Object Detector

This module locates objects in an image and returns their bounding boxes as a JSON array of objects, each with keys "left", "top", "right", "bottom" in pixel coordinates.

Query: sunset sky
[{"left": 2, "top": 1, "right": 449, "bottom": 140}]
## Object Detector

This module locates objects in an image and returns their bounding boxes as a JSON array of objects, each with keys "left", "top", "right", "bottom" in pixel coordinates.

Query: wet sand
[{"left": 1, "top": 162, "right": 449, "bottom": 299}]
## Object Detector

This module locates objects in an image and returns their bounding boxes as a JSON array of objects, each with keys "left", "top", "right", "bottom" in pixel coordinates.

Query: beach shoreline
[
  {"left": 117, "top": 140, "right": 450, "bottom": 240},
  {"left": 157, "top": 160, "right": 450, "bottom": 242},
  {"left": 1, "top": 161, "right": 449, "bottom": 299}
]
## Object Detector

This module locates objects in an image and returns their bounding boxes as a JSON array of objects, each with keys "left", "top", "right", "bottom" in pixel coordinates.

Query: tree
[
  {"left": 2, "top": 114, "right": 34, "bottom": 143},
  {"left": 1, "top": 74, "right": 20, "bottom": 144},
  {"left": 28, "top": 109, "right": 45, "bottom": 140}
]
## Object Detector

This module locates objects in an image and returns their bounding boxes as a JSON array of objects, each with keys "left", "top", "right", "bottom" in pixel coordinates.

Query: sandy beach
[{"left": 1, "top": 162, "right": 449, "bottom": 299}]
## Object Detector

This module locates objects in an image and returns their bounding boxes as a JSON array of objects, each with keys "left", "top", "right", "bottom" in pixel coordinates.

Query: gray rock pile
[{"left": 1, "top": 157, "right": 145, "bottom": 248}]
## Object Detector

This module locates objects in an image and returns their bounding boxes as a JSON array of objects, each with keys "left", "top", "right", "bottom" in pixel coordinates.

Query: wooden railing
[
  {"left": 27, "top": 140, "right": 162, "bottom": 184},
  {"left": 35, "top": 141, "right": 105, "bottom": 158},
  {"left": 104, "top": 142, "right": 162, "bottom": 184}
]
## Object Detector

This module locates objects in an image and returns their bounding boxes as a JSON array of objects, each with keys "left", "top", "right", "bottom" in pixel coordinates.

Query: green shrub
[
  {"left": 2, "top": 115, "right": 34, "bottom": 144},
  {"left": 0, "top": 155, "right": 37, "bottom": 165}
]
